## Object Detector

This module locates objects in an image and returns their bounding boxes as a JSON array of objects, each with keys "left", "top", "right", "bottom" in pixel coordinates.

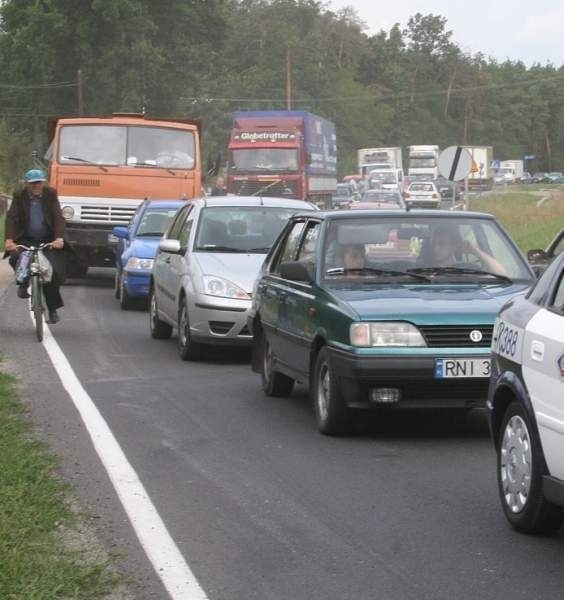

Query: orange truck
[{"left": 46, "top": 113, "right": 202, "bottom": 275}]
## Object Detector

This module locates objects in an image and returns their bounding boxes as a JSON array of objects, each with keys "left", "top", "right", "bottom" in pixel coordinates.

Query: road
[{"left": 1, "top": 269, "right": 563, "bottom": 600}]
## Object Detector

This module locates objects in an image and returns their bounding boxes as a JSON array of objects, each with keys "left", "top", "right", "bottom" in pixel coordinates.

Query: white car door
[{"left": 523, "top": 265, "right": 564, "bottom": 480}]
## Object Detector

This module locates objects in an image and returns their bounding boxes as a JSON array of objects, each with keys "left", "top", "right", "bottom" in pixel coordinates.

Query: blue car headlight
[
  {"left": 126, "top": 257, "right": 154, "bottom": 270},
  {"left": 350, "top": 322, "right": 427, "bottom": 347}
]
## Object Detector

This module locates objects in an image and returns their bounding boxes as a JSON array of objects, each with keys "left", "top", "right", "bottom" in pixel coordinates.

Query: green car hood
[{"left": 329, "top": 283, "right": 530, "bottom": 325}]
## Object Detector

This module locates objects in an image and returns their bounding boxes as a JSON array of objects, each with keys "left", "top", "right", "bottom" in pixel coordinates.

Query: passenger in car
[{"left": 337, "top": 244, "right": 366, "bottom": 272}]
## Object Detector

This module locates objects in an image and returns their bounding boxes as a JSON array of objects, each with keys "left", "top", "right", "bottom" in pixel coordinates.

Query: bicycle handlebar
[{"left": 15, "top": 242, "right": 53, "bottom": 251}]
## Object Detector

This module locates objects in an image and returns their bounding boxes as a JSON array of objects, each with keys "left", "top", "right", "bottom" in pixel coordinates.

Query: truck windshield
[
  {"left": 58, "top": 125, "right": 195, "bottom": 169},
  {"left": 409, "top": 158, "right": 436, "bottom": 168},
  {"left": 230, "top": 149, "right": 299, "bottom": 172}
]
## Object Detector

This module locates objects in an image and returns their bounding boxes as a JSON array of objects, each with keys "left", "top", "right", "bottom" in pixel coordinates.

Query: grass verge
[
  {"left": 0, "top": 369, "right": 120, "bottom": 599},
  {"left": 469, "top": 187, "right": 564, "bottom": 252}
]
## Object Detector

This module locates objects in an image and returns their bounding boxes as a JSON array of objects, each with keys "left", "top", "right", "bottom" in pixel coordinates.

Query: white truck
[
  {"left": 357, "top": 147, "right": 402, "bottom": 177},
  {"left": 407, "top": 145, "right": 439, "bottom": 180},
  {"left": 464, "top": 146, "right": 494, "bottom": 190},
  {"left": 495, "top": 159, "right": 524, "bottom": 184}
]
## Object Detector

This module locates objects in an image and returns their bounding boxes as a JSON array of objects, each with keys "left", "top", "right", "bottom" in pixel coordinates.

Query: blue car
[{"left": 112, "top": 200, "right": 185, "bottom": 309}]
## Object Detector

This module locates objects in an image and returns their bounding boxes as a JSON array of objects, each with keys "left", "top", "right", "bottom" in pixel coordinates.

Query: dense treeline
[{"left": 1, "top": 0, "right": 563, "bottom": 188}]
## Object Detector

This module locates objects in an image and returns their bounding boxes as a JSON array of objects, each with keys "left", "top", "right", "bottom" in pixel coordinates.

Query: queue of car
[{"left": 103, "top": 193, "right": 563, "bottom": 535}]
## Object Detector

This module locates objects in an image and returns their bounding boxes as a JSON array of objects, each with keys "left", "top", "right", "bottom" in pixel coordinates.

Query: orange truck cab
[{"left": 47, "top": 114, "right": 201, "bottom": 274}]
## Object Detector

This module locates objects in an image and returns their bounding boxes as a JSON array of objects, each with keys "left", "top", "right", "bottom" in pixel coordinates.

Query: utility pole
[
  {"left": 77, "top": 68, "right": 84, "bottom": 116},
  {"left": 286, "top": 44, "right": 292, "bottom": 111}
]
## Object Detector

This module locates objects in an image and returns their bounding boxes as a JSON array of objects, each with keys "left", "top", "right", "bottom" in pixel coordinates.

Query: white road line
[{"left": 35, "top": 318, "right": 209, "bottom": 600}]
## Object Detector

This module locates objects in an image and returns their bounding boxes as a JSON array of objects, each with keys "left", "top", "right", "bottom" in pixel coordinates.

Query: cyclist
[{"left": 3, "top": 169, "right": 69, "bottom": 324}]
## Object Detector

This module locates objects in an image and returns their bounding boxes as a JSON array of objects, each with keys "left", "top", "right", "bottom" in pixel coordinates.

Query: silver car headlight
[
  {"left": 126, "top": 257, "right": 154, "bottom": 270},
  {"left": 350, "top": 322, "right": 426, "bottom": 347},
  {"left": 203, "top": 275, "right": 250, "bottom": 300},
  {"left": 62, "top": 206, "right": 74, "bottom": 220}
]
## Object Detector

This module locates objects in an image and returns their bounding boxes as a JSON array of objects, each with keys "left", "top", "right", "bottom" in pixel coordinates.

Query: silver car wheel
[
  {"left": 500, "top": 415, "right": 532, "bottom": 514},
  {"left": 179, "top": 304, "right": 188, "bottom": 346},
  {"left": 317, "top": 362, "right": 330, "bottom": 423}
]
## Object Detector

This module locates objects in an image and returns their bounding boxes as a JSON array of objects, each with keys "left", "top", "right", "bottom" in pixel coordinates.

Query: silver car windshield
[
  {"left": 194, "top": 206, "right": 299, "bottom": 253},
  {"left": 323, "top": 217, "right": 533, "bottom": 283}
]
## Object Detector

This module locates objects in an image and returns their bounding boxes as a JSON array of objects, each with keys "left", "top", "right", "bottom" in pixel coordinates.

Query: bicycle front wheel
[{"left": 31, "top": 276, "right": 44, "bottom": 342}]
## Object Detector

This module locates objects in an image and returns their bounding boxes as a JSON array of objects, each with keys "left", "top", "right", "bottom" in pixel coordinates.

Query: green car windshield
[{"left": 322, "top": 216, "right": 532, "bottom": 283}]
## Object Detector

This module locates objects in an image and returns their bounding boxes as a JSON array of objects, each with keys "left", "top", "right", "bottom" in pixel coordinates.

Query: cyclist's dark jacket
[{"left": 3, "top": 186, "right": 69, "bottom": 258}]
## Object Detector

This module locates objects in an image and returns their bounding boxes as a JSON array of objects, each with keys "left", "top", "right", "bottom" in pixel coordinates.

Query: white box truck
[
  {"left": 495, "top": 159, "right": 524, "bottom": 184},
  {"left": 357, "top": 147, "right": 402, "bottom": 177},
  {"left": 407, "top": 145, "right": 439, "bottom": 180}
]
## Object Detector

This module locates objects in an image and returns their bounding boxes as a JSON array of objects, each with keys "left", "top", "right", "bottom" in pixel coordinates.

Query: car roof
[
  {"left": 191, "top": 196, "right": 317, "bottom": 209},
  {"left": 288, "top": 209, "right": 497, "bottom": 221},
  {"left": 144, "top": 199, "right": 187, "bottom": 209}
]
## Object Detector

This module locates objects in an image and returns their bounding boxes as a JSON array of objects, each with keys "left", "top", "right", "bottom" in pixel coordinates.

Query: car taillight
[
  {"left": 404, "top": 192, "right": 411, "bottom": 197},
  {"left": 432, "top": 193, "right": 438, "bottom": 198}
]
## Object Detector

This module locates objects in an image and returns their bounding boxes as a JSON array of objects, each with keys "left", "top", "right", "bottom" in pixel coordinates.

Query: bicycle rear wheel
[{"left": 31, "top": 276, "right": 44, "bottom": 342}]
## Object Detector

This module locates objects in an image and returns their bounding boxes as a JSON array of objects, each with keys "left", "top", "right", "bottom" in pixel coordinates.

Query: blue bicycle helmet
[{"left": 24, "top": 168, "right": 47, "bottom": 182}]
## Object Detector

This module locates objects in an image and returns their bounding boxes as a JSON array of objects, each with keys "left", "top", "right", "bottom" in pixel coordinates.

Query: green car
[{"left": 249, "top": 210, "right": 536, "bottom": 435}]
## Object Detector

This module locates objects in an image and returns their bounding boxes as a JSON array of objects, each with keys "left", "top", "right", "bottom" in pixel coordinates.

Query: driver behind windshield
[
  {"left": 337, "top": 244, "right": 366, "bottom": 272},
  {"left": 426, "top": 225, "right": 507, "bottom": 276}
]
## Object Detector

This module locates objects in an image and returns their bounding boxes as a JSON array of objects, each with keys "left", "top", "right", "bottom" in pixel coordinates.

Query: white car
[
  {"left": 404, "top": 181, "right": 440, "bottom": 209},
  {"left": 488, "top": 253, "right": 564, "bottom": 533},
  {"left": 149, "top": 196, "right": 315, "bottom": 360}
]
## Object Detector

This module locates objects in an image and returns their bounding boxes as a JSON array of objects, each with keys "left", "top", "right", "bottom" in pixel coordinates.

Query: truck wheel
[
  {"left": 497, "top": 401, "right": 563, "bottom": 534},
  {"left": 149, "top": 288, "right": 172, "bottom": 339},
  {"left": 312, "top": 347, "right": 351, "bottom": 436},
  {"left": 260, "top": 333, "right": 294, "bottom": 397},
  {"left": 177, "top": 298, "right": 203, "bottom": 361}
]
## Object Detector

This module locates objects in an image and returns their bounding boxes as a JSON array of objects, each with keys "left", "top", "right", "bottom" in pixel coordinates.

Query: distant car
[
  {"left": 112, "top": 200, "right": 185, "bottom": 309},
  {"left": 332, "top": 183, "right": 359, "bottom": 208},
  {"left": 435, "top": 177, "right": 461, "bottom": 201},
  {"left": 249, "top": 209, "right": 535, "bottom": 435},
  {"left": 518, "top": 172, "right": 533, "bottom": 184},
  {"left": 527, "top": 228, "right": 564, "bottom": 274},
  {"left": 488, "top": 253, "right": 564, "bottom": 533},
  {"left": 351, "top": 189, "right": 405, "bottom": 210},
  {"left": 531, "top": 172, "right": 549, "bottom": 184},
  {"left": 544, "top": 172, "right": 564, "bottom": 184},
  {"left": 404, "top": 181, "right": 440, "bottom": 209},
  {"left": 150, "top": 196, "right": 316, "bottom": 360}
]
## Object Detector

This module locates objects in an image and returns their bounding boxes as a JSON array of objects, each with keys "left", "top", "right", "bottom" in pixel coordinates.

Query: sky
[{"left": 329, "top": 0, "right": 564, "bottom": 66}]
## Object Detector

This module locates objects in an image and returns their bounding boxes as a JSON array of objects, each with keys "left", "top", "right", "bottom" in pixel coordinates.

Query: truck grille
[
  {"left": 80, "top": 205, "right": 138, "bottom": 224},
  {"left": 63, "top": 178, "right": 101, "bottom": 187},
  {"left": 232, "top": 179, "right": 297, "bottom": 198},
  {"left": 419, "top": 325, "right": 493, "bottom": 348}
]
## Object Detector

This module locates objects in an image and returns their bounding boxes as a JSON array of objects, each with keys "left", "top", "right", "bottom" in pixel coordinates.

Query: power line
[
  {"left": 0, "top": 80, "right": 78, "bottom": 90},
  {"left": 179, "top": 73, "right": 564, "bottom": 104}
]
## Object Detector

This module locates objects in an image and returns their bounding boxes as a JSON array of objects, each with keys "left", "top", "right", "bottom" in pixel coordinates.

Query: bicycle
[{"left": 15, "top": 243, "right": 52, "bottom": 342}]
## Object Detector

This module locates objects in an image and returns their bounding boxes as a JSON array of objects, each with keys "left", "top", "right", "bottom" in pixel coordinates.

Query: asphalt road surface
[{"left": 1, "top": 269, "right": 563, "bottom": 600}]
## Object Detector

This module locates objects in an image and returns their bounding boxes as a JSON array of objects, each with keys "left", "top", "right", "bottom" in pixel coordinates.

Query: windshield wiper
[
  {"left": 408, "top": 266, "right": 513, "bottom": 283},
  {"left": 195, "top": 245, "right": 241, "bottom": 252},
  {"left": 61, "top": 155, "right": 108, "bottom": 172},
  {"left": 325, "top": 267, "right": 430, "bottom": 281},
  {"left": 246, "top": 247, "right": 272, "bottom": 253},
  {"left": 137, "top": 232, "right": 164, "bottom": 237}
]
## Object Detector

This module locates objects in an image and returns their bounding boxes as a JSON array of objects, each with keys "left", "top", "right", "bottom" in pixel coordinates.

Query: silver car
[{"left": 149, "top": 196, "right": 316, "bottom": 360}]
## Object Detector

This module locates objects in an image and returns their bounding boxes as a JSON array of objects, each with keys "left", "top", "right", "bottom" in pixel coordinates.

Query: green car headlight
[{"left": 350, "top": 322, "right": 426, "bottom": 347}]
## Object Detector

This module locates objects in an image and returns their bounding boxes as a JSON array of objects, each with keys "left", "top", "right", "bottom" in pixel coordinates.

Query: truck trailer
[
  {"left": 357, "top": 147, "right": 402, "bottom": 177},
  {"left": 227, "top": 111, "right": 337, "bottom": 207},
  {"left": 464, "top": 146, "right": 494, "bottom": 190}
]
